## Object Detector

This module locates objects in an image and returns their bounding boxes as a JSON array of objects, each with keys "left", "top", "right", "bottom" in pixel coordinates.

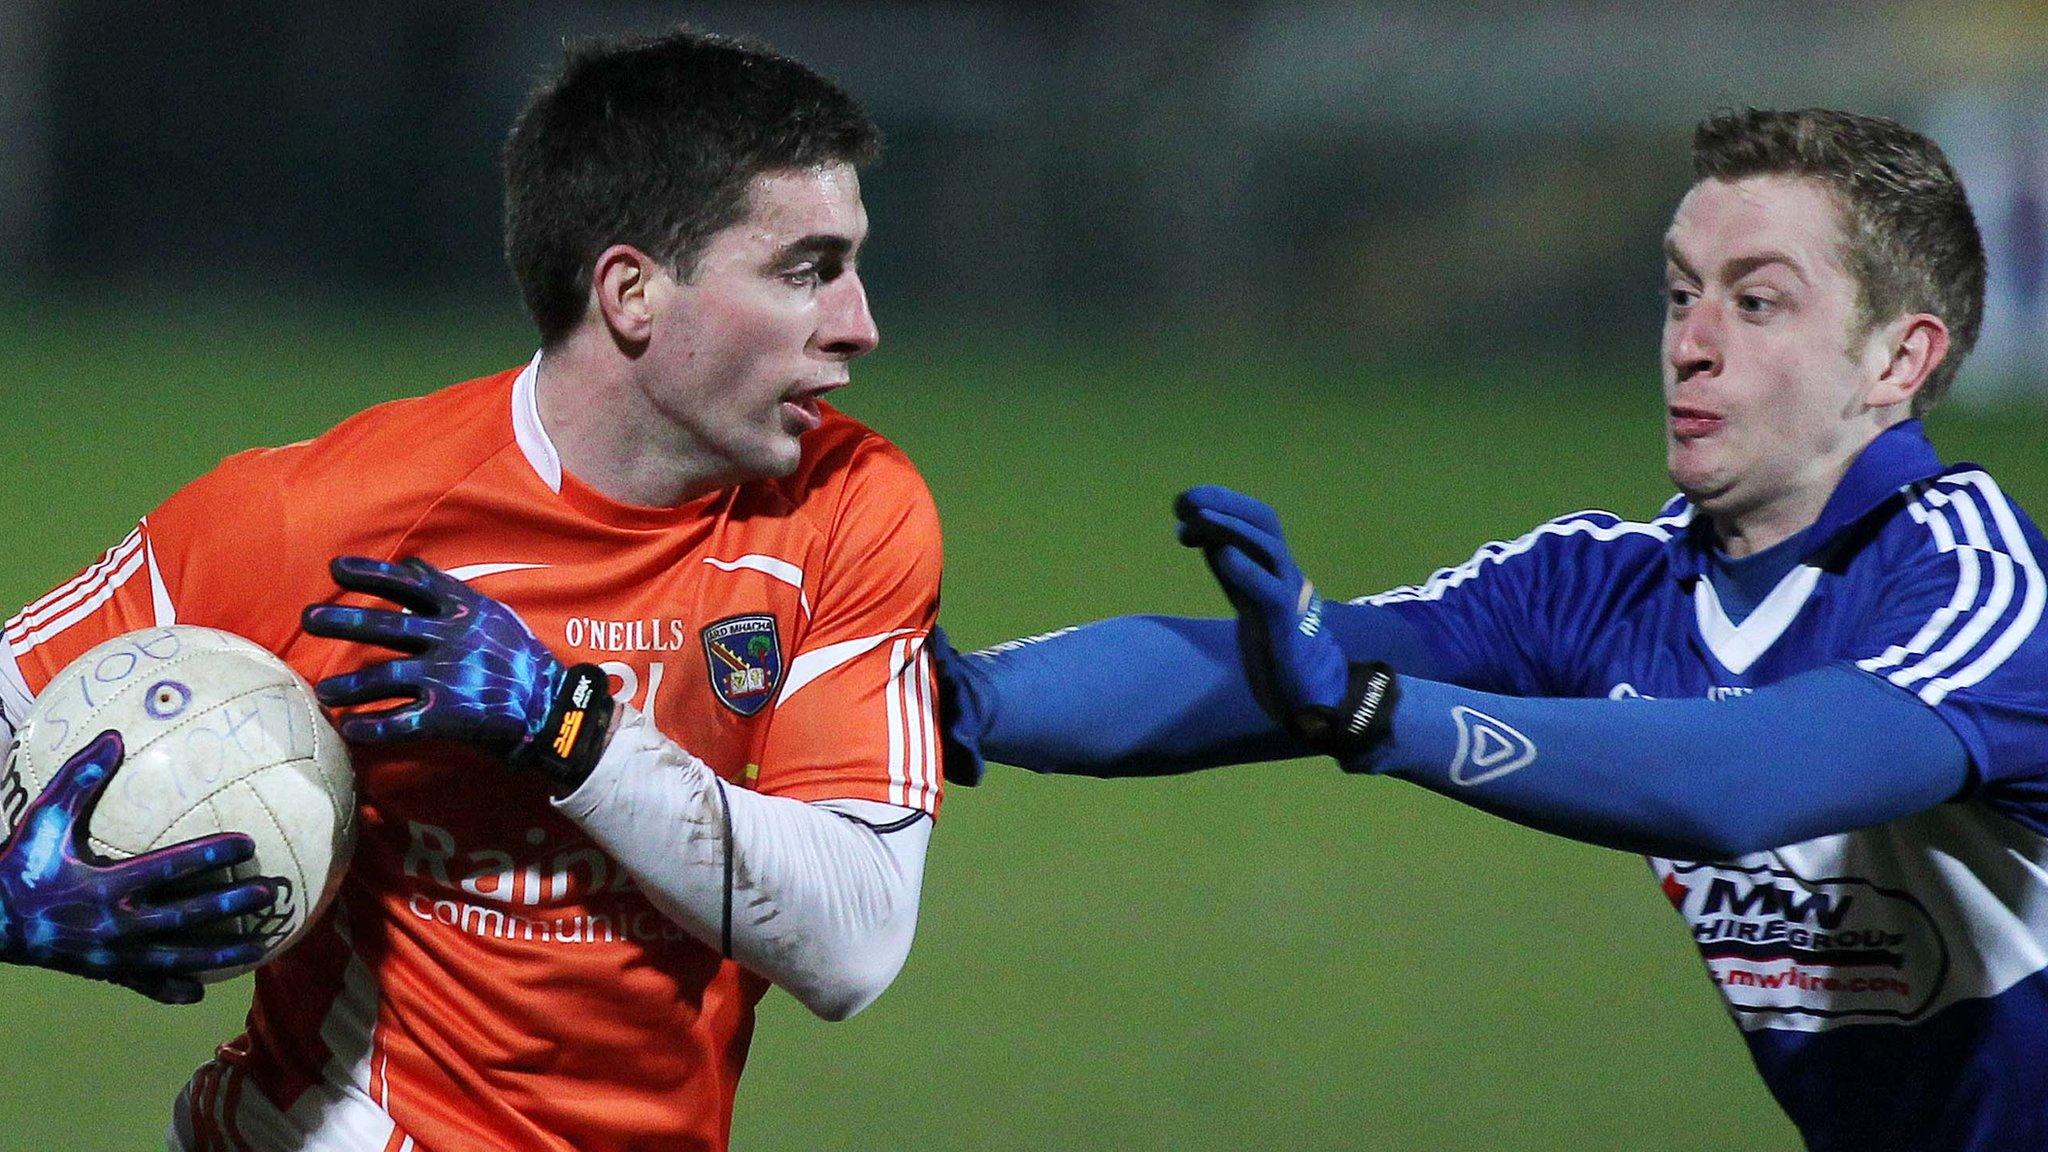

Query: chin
[
  {"left": 1669, "top": 442, "right": 1726, "bottom": 496},
  {"left": 750, "top": 440, "right": 805, "bottom": 481},
  {"left": 1668, "top": 459, "right": 1732, "bottom": 509},
  {"left": 1677, "top": 476, "right": 1746, "bottom": 520}
]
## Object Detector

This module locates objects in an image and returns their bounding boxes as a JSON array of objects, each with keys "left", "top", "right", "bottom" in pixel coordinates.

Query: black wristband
[
  {"left": 1293, "top": 660, "right": 1399, "bottom": 766},
  {"left": 516, "top": 664, "right": 617, "bottom": 795}
]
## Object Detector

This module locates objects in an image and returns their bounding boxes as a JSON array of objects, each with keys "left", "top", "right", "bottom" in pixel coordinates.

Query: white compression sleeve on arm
[
  {"left": 551, "top": 703, "right": 931, "bottom": 1021},
  {"left": 0, "top": 643, "right": 33, "bottom": 766}
]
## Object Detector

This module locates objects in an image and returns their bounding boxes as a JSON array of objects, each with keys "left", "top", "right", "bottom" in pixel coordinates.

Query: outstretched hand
[
  {"left": 1175, "top": 486, "right": 1398, "bottom": 760},
  {"left": 0, "top": 731, "right": 280, "bottom": 1004},
  {"left": 1174, "top": 485, "right": 1350, "bottom": 718},
  {"left": 303, "top": 556, "right": 566, "bottom": 759}
]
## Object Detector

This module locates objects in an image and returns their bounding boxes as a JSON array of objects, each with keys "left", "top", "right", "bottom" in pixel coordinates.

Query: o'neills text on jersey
[{"left": 564, "top": 617, "right": 691, "bottom": 653}]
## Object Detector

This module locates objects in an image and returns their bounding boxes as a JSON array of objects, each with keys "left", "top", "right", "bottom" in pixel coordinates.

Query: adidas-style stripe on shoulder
[
  {"left": 1857, "top": 470, "right": 2047, "bottom": 708},
  {"left": 1360, "top": 503, "right": 1692, "bottom": 607}
]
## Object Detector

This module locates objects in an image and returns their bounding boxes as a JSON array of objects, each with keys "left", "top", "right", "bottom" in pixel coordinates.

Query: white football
[{"left": 1, "top": 625, "right": 355, "bottom": 980}]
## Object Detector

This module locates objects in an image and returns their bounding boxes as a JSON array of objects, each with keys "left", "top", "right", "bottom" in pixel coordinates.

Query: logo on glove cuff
[{"left": 701, "top": 614, "right": 783, "bottom": 717}]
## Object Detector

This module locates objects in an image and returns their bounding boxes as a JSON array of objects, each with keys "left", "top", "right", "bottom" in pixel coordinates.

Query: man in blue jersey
[{"left": 940, "top": 108, "right": 2048, "bottom": 1151}]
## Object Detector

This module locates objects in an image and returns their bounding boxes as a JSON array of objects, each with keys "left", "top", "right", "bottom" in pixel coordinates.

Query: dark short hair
[
  {"left": 1691, "top": 108, "right": 1986, "bottom": 414},
  {"left": 503, "top": 29, "right": 881, "bottom": 346}
]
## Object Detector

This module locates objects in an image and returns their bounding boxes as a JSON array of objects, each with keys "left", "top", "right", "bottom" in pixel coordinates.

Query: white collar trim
[
  {"left": 510, "top": 351, "right": 562, "bottom": 494},
  {"left": 1693, "top": 562, "right": 1824, "bottom": 675}
]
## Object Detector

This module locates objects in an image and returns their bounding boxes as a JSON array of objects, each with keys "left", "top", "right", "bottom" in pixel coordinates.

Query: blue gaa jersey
[{"left": 1361, "top": 420, "right": 2048, "bottom": 1151}]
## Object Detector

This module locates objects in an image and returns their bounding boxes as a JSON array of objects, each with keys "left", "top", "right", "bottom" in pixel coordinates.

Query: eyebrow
[
  {"left": 1662, "top": 237, "right": 1806, "bottom": 284},
  {"left": 771, "top": 234, "right": 856, "bottom": 266}
]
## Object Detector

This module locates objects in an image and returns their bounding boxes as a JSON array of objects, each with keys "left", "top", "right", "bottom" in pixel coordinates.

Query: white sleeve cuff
[{"left": 552, "top": 704, "right": 930, "bottom": 1020}]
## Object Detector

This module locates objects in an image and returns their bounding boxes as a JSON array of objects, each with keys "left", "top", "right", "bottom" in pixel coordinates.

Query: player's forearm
[
  {"left": 963, "top": 616, "right": 1281, "bottom": 775},
  {"left": 553, "top": 705, "right": 927, "bottom": 1021},
  {"left": 969, "top": 609, "right": 1436, "bottom": 776},
  {"left": 1359, "top": 664, "right": 1970, "bottom": 858}
]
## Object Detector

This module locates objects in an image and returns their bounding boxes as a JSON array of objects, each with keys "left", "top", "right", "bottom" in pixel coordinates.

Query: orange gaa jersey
[{"left": 0, "top": 357, "right": 942, "bottom": 1152}]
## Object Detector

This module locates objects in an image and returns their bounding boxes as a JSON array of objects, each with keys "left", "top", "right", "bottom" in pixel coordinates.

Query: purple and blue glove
[
  {"left": 302, "top": 557, "right": 614, "bottom": 790},
  {"left": 301, "top": 557, "right": 563, "bottom": 754},
  {"left": 1174, "top": 485, "right": 1399, "bottom": 763},
  {"left": 0, "top": 731, "right": 280, "bottom": 1004}
]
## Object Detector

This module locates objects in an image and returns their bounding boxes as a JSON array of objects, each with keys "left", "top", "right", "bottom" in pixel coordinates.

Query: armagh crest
[{"left": 701, "top": 614, "right": 784, "bottom": 717}]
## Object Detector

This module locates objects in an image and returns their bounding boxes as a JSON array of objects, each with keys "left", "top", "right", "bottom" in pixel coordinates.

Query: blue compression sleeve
[
  {"left": 972, "top": 605, "right": 1439, "bottom": 776},
  {"left": 1365, "top": 664, "right": 1970, "bottom": 858}
]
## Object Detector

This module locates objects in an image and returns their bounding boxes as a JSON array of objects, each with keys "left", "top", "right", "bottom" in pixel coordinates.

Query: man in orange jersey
[{"left": 0, "top": 28, "right": 942, "bottom": 1152}]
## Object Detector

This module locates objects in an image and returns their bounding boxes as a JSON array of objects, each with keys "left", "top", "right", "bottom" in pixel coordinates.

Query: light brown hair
[{"left": 1692, "top": 108, "right": 1986, "bottom": 413}]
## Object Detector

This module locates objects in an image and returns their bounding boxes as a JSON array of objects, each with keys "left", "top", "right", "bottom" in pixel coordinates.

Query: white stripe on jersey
[
  {"left": 917, "top": 648, "right": 939, "bottom": 810},
  {"left": 146, "top": 533, "right": 177, "bottom": 626},
  {"left": 4, "top": 526, "right": 144, "bottom": 644},
  {"left": 885, "top": 639, "right": 907, "bottom": 807},
  {"left": 1885, "top": 486, "right": 2015, "bottom": 692},
  {"left": 443, "top": 561, "right": 550, "bottom": 583},
  {"left": 1858, "top": 473, "right": 2046, "bottom": 706},
  {"left": 1858, "top": 490, "right": 1978, "bottom": 675},
  {"left": 1924, "top": 474, "right": 2045, "bottom": 704},
  {"left": 776, "top": 628, "right": 916, "bottom": 706},
  {"left": 701, "top": 553, "right": 813, "bottom": 620},
  {"left": 972, "top": 625, "right": 1080, "bottom": 658},
  {"left": 900, "top": 639, "right": 926, "bottom": 808},
  {"left": 1361, "top": 507, "right": 1691, "bottom": 606},
  {"left": 1693, "top": 562, "right": 1825, "bottom": 675},
  {"left": 882, "top": 637, "right": 940, "bottom": 810},
  {"left": 5, "top": 541, "right": 147, "bottom": 654},
  {"left": 209, "top": 1061, "right": 251, "bottom": 1152}
]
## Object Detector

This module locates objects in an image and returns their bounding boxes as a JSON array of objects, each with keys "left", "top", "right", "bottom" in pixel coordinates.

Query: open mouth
[
  {"left": 780, "top": 382, "right": 844, "bottom": 433},
  {"left": 781, "top": 396, "right": 823, "bottom": 432}
]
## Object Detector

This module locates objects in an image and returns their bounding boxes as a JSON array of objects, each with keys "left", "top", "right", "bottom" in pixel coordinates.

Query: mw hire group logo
[
  {"left": 701, "top": 614, "right": 783, "bottom": 716},
  {"left": 1658, "top": 859, "right": 1950, "bottom": 1024}
]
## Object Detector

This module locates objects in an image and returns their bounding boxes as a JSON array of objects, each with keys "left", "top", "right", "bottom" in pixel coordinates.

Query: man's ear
[
  {"left": 1866, "top": 312, "right": 1950, "bottom": 411},
  {"left": 591, "top": 245, "right": 660, "bottom": 346}
]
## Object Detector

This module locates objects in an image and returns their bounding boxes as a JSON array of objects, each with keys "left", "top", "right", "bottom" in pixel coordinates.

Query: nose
[
  {"left": 1667, "top": 300, "right": 1720, "bottom": 383},
  {"left": 815, "top": 271, "right": 880, "bottom": 360}
]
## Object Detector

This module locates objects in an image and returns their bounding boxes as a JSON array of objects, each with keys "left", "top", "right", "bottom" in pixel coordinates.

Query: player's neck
[
  {"left": 1711, "top": 499, "right": 1824, "bottom": 560},
  {"left": 533, "top": 346, "right": 730, "bottom": 508},
  {"left": 1708, "top": 418, "right": 1900, "bottom": 558}
]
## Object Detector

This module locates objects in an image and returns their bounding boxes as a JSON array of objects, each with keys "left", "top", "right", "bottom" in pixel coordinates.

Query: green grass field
[{"left": 3, "top": 311, "right": 2044, "bottom": 1149}]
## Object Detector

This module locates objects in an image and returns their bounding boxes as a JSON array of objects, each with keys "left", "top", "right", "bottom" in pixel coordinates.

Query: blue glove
[
  {"left": 302, "top": 557, "right": 566, "bottom": 756},
  {"left": 1174, "top": 486, "right": 1398, "bottom": 760},
  {"left": 928, "top": 626, "right": 992, "bottom": 786},
  {"left": 1173, "top": 486, "right": 1348, "bottom": 714},
  {"left": 0, "top": 731, "right": 280, "bottom": 1005}
]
